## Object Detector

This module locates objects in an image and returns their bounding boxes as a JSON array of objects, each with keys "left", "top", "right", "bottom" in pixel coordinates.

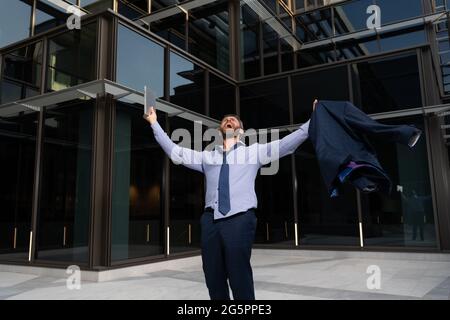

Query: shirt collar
[{"left": 215, "top": 140, "right": 245, "bottom": 152}]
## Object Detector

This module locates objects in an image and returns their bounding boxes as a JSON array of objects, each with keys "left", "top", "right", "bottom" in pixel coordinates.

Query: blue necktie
[{"left": 218, "top": 148, "right": 231, "bottom": 215}]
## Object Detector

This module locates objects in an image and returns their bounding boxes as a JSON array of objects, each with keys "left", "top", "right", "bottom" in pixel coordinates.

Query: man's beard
[{"left": 221, "top": 127, "right": 240, "bottom": 139}]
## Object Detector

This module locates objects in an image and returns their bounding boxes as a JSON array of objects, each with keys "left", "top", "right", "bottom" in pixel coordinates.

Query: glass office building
[{"left": 0, "top": 0, "right": 449, "bottom": 270}]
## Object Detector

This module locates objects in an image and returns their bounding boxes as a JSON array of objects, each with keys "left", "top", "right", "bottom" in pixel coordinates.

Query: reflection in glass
[
  {"left": 151, "top": 0, "right": 178, "bottom": 12},
  {"left": 118, "top": 0, "right": 148, "bottom": 20},
  {"left": 295, "top": 141, "right": 360, "bottom": 246},
  {"left": 335, "top": 34, "right": 379, "bottom": 61},
  {"left": 1, "top": 42, "right": 43, "bottom": 104},
  {"left": 240, "top": 78, "right": 290, "bottom": 129},
  {"left": 378, "top": 28, "right": 426, "bottom": 53},
  {"left": 111, "top": 102, "right": 165, "bottom": 261},
  {"left": 117, "top": 24, "right": 165, "bottom": 97},
  {"left": 150, "top": 12, "right": 186, "bottom": 49},
  {"left": 295, "top": 7, "right": 333, "bottom": 43},
  {"left": 81, "top": 0, "right": 113, "bottom": 14},
  {"left": 376, "top": 0, "right": 423, "bottom": 26},
  {"left": 262, "top": 23, "right": 279, "bottom": 76},
  {"left": 361, "top": 117, "right": 436, "bottom": 247},
  {"left": 170, "top": 52, "right": 205, "bottom": 114},
  {"left": 292, "top": 66, "right": 349, "bottom": 123},
  {"left": 334, "top": 0, "right": 373, "bottom": 36},
  {"left": 47, "top": 23, "right": 97, "bottom": 91},
  {"left": 37, "top": 101, "right": 93, "bottom": 262},
  {"left": 209, "top": 74, "right": 235, "bottom": 120},
  {"left": 281, "top": 38, "right": 294, "bottom": 72},
  {"left": 189, "top": 0, "right": 230, "bottom": 74},
  {"left": 169, "top": 118, "right": 204, "bottom": 254},
  {"left": 35, "top": 0, "right": 70, "bottom": 35},
  {"left": 0, "top": 0, "right": 32, "bottom": 48},
  {"left": 354, "top": 52, "right": 422, "bottom": 114},
  {"left": 240, "top": 4, "right": 261, "bottom": 79},
  {"left": 0, "top": 109, "right": 38, "bottom": 260},
  {"left": 255, "top": 156, "right": 295, "bottom": 246},
  {"left": 296, "top": 43, "right": 336, "bottom": 68}
]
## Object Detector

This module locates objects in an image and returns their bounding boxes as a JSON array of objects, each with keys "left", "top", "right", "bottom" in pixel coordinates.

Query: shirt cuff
[{"left": 300, "top": 120, "right": 310, "bottom": 132}]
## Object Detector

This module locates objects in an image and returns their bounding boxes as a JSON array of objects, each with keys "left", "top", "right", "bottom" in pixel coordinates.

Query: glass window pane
[
  {"left": 47, "top": 23, "right": 97, "bottom": 91},
  {"left": 261, "top": 0, "right": 277, "bottom": 13},
  {"left": 0, "top": 109, "right": 38, "bottom": 261},
  {"left": 111, "top": 102, "right": 165, "bottom": 261},
  {"left": 240, "top": 78, "right": 290, "bottom": 129},
  {"left": 240, "top": 4, "right": 261, "bottom": 80},
  {"left": 81, "top": 0, "right": 113, "bottom": 14},
  {"left": 295, "top": 7, "right": 333, "bottom": 43},
  {"left": 1, "top": 42, "right": 43, "bottom": 104},
  {"left": 37, "top": 101, "right": 94, "bottom": 263},
  {"left": 361, "top": 116, "right": 437, "bottom": 248},
  {"left": 279, "top": 3, "right": 293, "bottom": 32},
  {"left": 281, "top": 38, "right": 294, "bottom": 72},
  {"left": 377, "top": 0, "right": 423, "bottom": 25},
  {"left": 334, "top": 0, "right": 374, "bottom": 36},
  {"left": 118, "top": 0, "right": 148, "bottom": 20},
  {"left": 335, "top": 34, "right": 379, "bottom": 61},
  {"left": 151, "top": 0, "right": 178, "bottom": 12},
  {"left": 35, "top": 0, "right": 70, "bottom": 35},
  {"left": 117, "top": 24, "right": 165, "bottom": 97},
  {"left": 262, "top": 23, "right": 279, "bottom": 76},
  {"left": 209, "top": 74, "right": 235, "bottom": 120},
  {"left": 0, "top": 0, "right": 32, "bottom": 48},
  {"left": 255, "top": 156, "right": 296, "bottom": 246},
  {"left": 295, "top": 140, "right": 360, "bottom": 246},
  {"left": 188, "top": 0, "right": 230, "bottom": 74},
  {"left": 169, "top": 118, "right": 204, "bottom": 254},
  {"left": 296, "top": 43, "right": 336, "bottom": 68},
  {"left": 292, "top": 66, "right": 349, "bottom": 123},
  {"left": 295, "top": 0, "right": 305, "bottom": 12},
  {"left": 170, "top": 52, "right": 205, "bottom": 114},
  {"left": 378, "top": 28, "right": 427, "bottom": 52},
  {"left": 150, "top": 12, "right": 186, "bottom": 50},
  {"left": 353, "top": 52, "right": 422, "bottom": 114}
]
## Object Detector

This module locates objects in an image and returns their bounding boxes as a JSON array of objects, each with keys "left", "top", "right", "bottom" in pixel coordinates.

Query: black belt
[{"left": 204, "top": 207, "right": 256, "bottom": 214}]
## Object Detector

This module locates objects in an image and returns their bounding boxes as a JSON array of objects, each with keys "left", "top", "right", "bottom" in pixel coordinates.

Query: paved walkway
[{"left": 1, "top": 249, "right": 450, "bottom": 300}]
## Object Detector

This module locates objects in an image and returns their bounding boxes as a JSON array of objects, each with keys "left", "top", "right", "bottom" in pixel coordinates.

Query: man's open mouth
[{"left": 226, "top": 123, "right": 233, "bottom": 129}]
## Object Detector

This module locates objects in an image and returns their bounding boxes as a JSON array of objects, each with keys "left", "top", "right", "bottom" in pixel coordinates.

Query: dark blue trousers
[{"left": 200, "top": 209, "right": 257, "bottom": 300}]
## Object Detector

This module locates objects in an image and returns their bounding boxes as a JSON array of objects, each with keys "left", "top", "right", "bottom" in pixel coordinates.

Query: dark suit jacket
[{"left": 309, "top": 101, "right": 418, "bottom": 196}]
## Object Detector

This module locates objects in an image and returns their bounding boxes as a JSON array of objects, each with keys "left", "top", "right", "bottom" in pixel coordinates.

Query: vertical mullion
[
  {"left": 230, "top": 0, "right": 240, "bottom": 80},
  {"left": 164, "top": 46, "right": 170, "bottom": 257},
  {"left": 348, "top": 64, "right": 364, "bottom": 248},
  {"left": 185, "top": 11, "right": 189, "bottom": 52},
  {"left": 30, "top": 107, "right": 45, "bottom": 263},
  {"left": 30, "top": 0, "right": 36, "bottom": 37},
  {"left": 28, "top": 34, "right": 49, "bottom": 263},
  {"left": 291, "top": 154, "right": 299, "bottom": 246},
  {"left": 259, "top": 19, "right": 264, "bottom": 76},
  {"left": 205, "top": 70, "right": 210, "bottom": 116},
  {"left": 356, "top": 190, "right": 364, "bottom": 248},
  {"left": 288, "top": 74, "right": 298, "bottom": 246}
]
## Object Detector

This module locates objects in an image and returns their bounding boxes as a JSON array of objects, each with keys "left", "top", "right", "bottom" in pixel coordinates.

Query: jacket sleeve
[
  {"left": 257, "top": 120, "right": 310, "bottom": 166},
  {"left": 343, "top": 102, "right": 415, "bottom": 145},
  {"left": 151, "top": 121, "right": 204, "bottom": 173}
]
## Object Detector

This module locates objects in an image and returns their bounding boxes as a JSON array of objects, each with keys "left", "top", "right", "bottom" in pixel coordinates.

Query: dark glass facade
[
  {"left": 0, "top": 1, "right": 449, "bottom": 270},
  {"left": 0, "top": 109, "right": 38, "bottom": 261},
  {"left": 37, "top": 101, "right": 93, "bottom": 262},
  {"left": 111, "top": 101, "right": 165, "bottom": 261}
]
